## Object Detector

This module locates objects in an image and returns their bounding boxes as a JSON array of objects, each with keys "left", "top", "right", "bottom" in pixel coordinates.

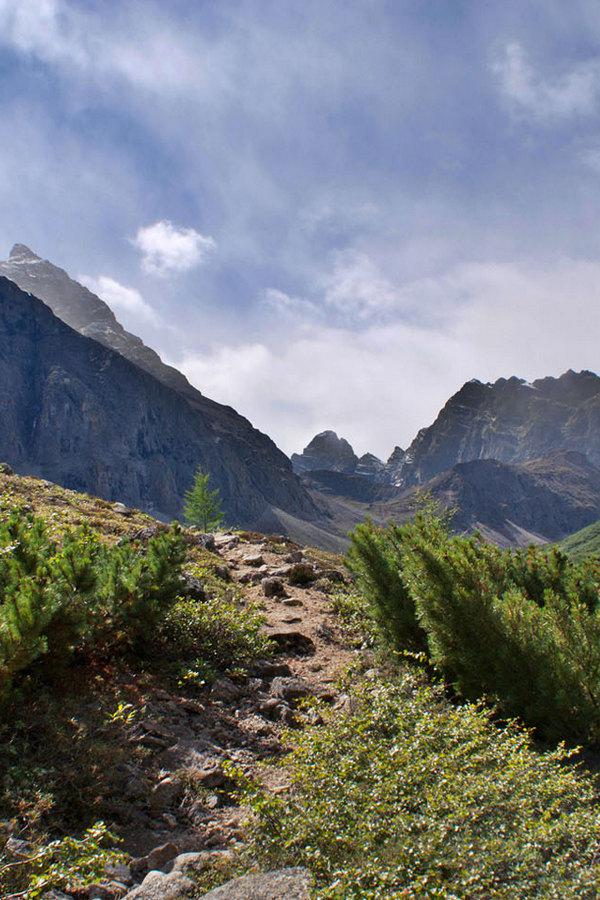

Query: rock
[
  {"left": 281, "top": 597, "right": 303, "bottom": 607},
  {"left": 270, "top": 677, "right": 315, "bottom": 705},
  {"left": 261, "top": 577, "right": 286, "bottom": 598},
  {"left": 187, "top": 531, "right": 217, "bottom": 551},
  {"left": 169, "top": 850, "right": 233, "bottom": 875},
  {"left": 105, "top": 863, "right": 134, "bottom": 886},
  {"left": 130, "top": 525, "right": 168, "bottom": 543},
  {"left": 199, "top": 867, "right": 311, "bottom": 898},
  {"left": 266, "top": 629, "right": 315, "bottom": 656},
  {"left": 40, "top": 892, "right": 72, "bottom": 899},
  {"left": 213, "top": 565, "right": 231, "bottom": 581},
  {"left": 318, "top": 568, "right": 347, "bottom": 584},
  {"left": 87, "top": 882, "right": 128, "bottom": 899},
  {"left": 287, "top": 563, "right": 316, "bottom": 586},
  {"left": 150, "top": 776, "right": 182, "bottom": 810},
  {"left": 130, "top": 843, "right": 179, "bottom": 879},
  {"left": 214, "top": 534, "right": 240, "bottom": 550},
  {"left": 242, "top": 553, "right": 264, "bottom": 567},
  {"left": 269, "top": 565, "right": 292, "bottom": 578},
  {"left": 113, "top": 502, "right": 132, "bottom": 516},
  {"left": 5, "top": 836, "right": 31, "bottom": 858},
  {"left": 0, "top": 462, "right": 14, "bottom": 475},
  {"left": 210, "top": 677, "right": 242, "bottom": 702},
  {"left": 180, "top": 572, "right": 207, "bottom": 601},
  {"left": 258, "top": 697, "right": 285, "bottom": 719},
  {"left": 284, "top": 549, "right": 303, "bottom": 563},
  {"left": 249, "top": 659, "right": 292, "bottom": 679},
  {"left": 123, "top": 870, "right": 195, "bottom": 899}
]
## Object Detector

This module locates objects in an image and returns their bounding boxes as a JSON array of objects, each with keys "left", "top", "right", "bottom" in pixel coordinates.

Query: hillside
[
  {"left": 559, "top": 518, "right": 600, "bottom": 560},
  {"left": 0, "top": 274, "right": 320, "bottom": 533},
  {"left": 2, "top": 471, "right": 600, "bottom": 898}
]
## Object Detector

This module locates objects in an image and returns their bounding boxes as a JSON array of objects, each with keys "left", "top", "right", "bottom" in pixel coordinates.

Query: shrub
[
  {"left": 155, "top": 594, "right": 272, "bottom": 681},
  {"left": 241, "top": 675, "right": 600, "bottom": 898},
  {"left": 0, "top": 508, "right": 186, "bottom": 696},
  {"left": 348, "top": 514, "right": 600, "bottom": 745}
]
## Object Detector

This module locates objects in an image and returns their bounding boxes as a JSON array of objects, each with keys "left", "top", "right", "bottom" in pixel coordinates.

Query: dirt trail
[{"left": 118, "top": 532, "right": 356, "bottom": 859}]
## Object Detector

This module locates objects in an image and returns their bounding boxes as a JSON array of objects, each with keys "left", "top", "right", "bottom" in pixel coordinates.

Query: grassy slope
[{"left": 559, "top": 518, "right": 600, "bottom": 560}]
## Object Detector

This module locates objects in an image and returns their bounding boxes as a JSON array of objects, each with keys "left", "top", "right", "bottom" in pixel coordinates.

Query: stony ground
[{"left": 0, "top": 473, "right": 359, "bottom": 897}]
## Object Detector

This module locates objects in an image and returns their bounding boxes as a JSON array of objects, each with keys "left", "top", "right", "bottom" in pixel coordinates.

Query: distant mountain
[
  {"left": 380, "top": 450, "right": 600, "bottom": 546},
  {"left": 398, "top": 371, "right": 600, "bottom": 485},
  {"left": 291, "top": 430, "right": 360, "bottom": 474},
  {"left": 0, "top": 274, "right": 319, "bottom": 531},
  {"left": 0, "top": 244, "right": 197, "bottom": 398}
]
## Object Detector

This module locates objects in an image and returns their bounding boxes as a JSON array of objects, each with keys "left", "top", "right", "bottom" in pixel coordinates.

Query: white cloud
[
  {"left": 492, "top": 41, "right": 600, "bottom": 121},
  {"left": 79, "top": 274, "right": 158, "bottom": 325},
  {"left": 133, "top": 220, "right": 216, "bottom": 276},
  {"left": 176, "top": 257, "right": 600, "bottom": 458}
]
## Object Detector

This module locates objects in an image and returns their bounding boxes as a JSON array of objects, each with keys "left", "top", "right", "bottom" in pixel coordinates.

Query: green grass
[{"left": 559, "top": 519, "right": 600, "bottom": 560}]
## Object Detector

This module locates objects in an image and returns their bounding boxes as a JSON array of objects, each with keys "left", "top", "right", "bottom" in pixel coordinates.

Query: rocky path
[{"left": 95, "top": 532, "right": 356, "bottom": 898}]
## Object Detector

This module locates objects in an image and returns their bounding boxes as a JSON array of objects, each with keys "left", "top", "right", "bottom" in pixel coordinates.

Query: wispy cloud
[
  {"left": 492, "top": 41, "right": 600, "bottom": 121},
  {"left": 133, "top": 220, "right": 216, "bottom": 276},
  {"left": 79, "top": 274, "right": 159, "bottom": 326}
]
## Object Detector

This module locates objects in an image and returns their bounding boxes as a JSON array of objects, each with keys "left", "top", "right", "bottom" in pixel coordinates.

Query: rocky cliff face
[
  {"left": 0, "top": 276, "right": 317, "bottom": 528},
  {"left": 398, "top": 371, "right": 600, "bottom": 485},
  {"left": 0, "top": 244, "right": 198, "bottom": 399}
]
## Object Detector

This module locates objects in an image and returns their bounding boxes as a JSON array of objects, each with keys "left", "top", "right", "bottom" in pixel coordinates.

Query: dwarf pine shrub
[
  {"left": 0, "top": 508, "right": 186, "bottom": 697},
  {"left": 348, "top": 513, "right": 600, "bottom": 745}
]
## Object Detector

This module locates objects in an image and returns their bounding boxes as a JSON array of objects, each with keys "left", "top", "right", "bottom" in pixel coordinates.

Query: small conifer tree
[{"left": 183, "top": 467, "right": 224, "bottom": 532}]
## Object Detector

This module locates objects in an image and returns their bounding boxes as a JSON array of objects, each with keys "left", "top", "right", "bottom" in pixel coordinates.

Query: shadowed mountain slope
[{"left": 0, "top": 275, "right": 318, "bottom": 530}]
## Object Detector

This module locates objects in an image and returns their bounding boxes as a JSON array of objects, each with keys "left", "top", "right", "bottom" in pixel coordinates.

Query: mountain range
[{"left": 1, "top": 242, "right": 599, "bottom": 549}]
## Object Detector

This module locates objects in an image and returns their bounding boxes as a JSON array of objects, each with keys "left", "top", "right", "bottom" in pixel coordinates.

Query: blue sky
[{"left": 0, "top": 1, "right": 599, "bottom": 457}]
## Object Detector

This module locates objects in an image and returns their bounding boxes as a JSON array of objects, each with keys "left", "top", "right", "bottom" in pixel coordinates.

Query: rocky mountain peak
[
  {"left": 0, "top": 243, "right": 199, "bottom": 399},
  {"left": 291, "top": 431, "right": 359, "bottom": 474}
]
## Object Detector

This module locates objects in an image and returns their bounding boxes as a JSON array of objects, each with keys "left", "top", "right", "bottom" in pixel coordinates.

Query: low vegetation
[
  {"left": 559, "top": 517, "right": 600, "bottom": 561},
  {"left": 348, "top": 510, "right": 600, "bottom": 746},
  {"left": 243, "top": 673, "right": 600, "bottom": 898}
]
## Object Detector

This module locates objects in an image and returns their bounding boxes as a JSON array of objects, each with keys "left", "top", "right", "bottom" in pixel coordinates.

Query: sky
[{"left": 0, "top": 1, "right": 599, "bottom": 459}]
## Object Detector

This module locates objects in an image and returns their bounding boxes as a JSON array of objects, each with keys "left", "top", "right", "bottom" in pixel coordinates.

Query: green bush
[
  {"left": 242, "top": 675, "right": 600, "bottom": 898},
  {"left": 0, "top": 508, "right": 186, "bottom": 696},
  {"left": 348, "top": 514, "right": 600, "bottom": 745},
  {"left": 155, "top": 594, "right": 272, "bottom": 681}
]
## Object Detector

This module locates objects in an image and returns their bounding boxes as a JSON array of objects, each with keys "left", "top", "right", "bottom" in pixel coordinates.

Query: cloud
[
  {"left": 79, "top": 274, "right": 158, "bottom": 326},
  {"left": 133, "top": 220, "right": 216, "bottom": 276},
  {"left": 176, "top": 257, "right": 600, "bottom": 458},
  {"left": 492, "top": 41, "right": 600, "bottom": 121}
]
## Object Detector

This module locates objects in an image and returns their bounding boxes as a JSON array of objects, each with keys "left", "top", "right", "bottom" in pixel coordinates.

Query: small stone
[
  {"left": 104, "top": 863, "right": 133, "bottom": 886},
  {"left": 130, "top": 842, "right": 179, "bottom": 879},
  {"left": 213, "top": 565, "right": 230, "bottom": 581},
  {"left": 261, "top": 576, "right": 286, "bottom": 598},
  {"left": 180, "top": 572, "right": 206, "bottom": 601},
  {"left": 267, "top": 628, "right": 316, "bottom": 656},
  {"left": 210, "top": 677, "right": 242, "bottom": 702},
  {"left": 284, "top": 550, "right": 304, "bottom": 563},
  {"left": 199, "top": 867, "right": 311, "bottom": 899},
  {"left": 112, "top": 502, "right": 131, "bottom": 516},
  {"left": 242, "top": 553, "right": 264, "bottom": 567},
  {"left": 5, "top": 836, "right": 31, "bottom": 858},
  {"left": 287, "top": 562, "right": 316, "bottom": 586},
  {"left": 250, "top": 659, "right": 293, "bottom": 679},
  {"left": 281, "top": 597, "right": 303, "bottom": 607},
  {"left": 87, "top": 882, "right": 128, "bottom": 899}
]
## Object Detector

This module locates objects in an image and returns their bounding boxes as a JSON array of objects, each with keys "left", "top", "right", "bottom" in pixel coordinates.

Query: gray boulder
[{"left": 200, "top": 868, "right": 311, "bottom": 899}]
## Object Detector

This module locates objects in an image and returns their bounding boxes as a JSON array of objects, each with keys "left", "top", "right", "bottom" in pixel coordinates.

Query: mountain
[
  {"left": 291, "top": 431, "right": 360, "bottom": 474},
  {"left": 380, "top": 450, "right": 600, "bottom": 546},
  {"left": 0, "top": 243, "right": 198, "bottom": 399},
  {"left": 559, "top": 519, "right": 600, "bottom": 560},
  {"left": 0, "top": 273, "right": 319, "bottom": 531},
  {"left": 398, "top": 371, "right": 600, "bottom": 486}
]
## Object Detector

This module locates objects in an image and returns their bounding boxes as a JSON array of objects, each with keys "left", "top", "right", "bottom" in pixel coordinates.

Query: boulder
[
  {"left": 199, "top": 867, "right": 311, "bottom": 899},
  {"left": 113, "top": 502, "right": 132, "bottom": 516},
  {"left": 179, "top": 572, "right": 207, "bottom": 601},
  {"left": 123, "top": 870, "right": 195, "bottom": 899},
  {"left": 266, "top": 629, "right": 315, "bottom": 656},
  {"left": 261, "top": 577, "right": 286, "bottom": 598}
]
